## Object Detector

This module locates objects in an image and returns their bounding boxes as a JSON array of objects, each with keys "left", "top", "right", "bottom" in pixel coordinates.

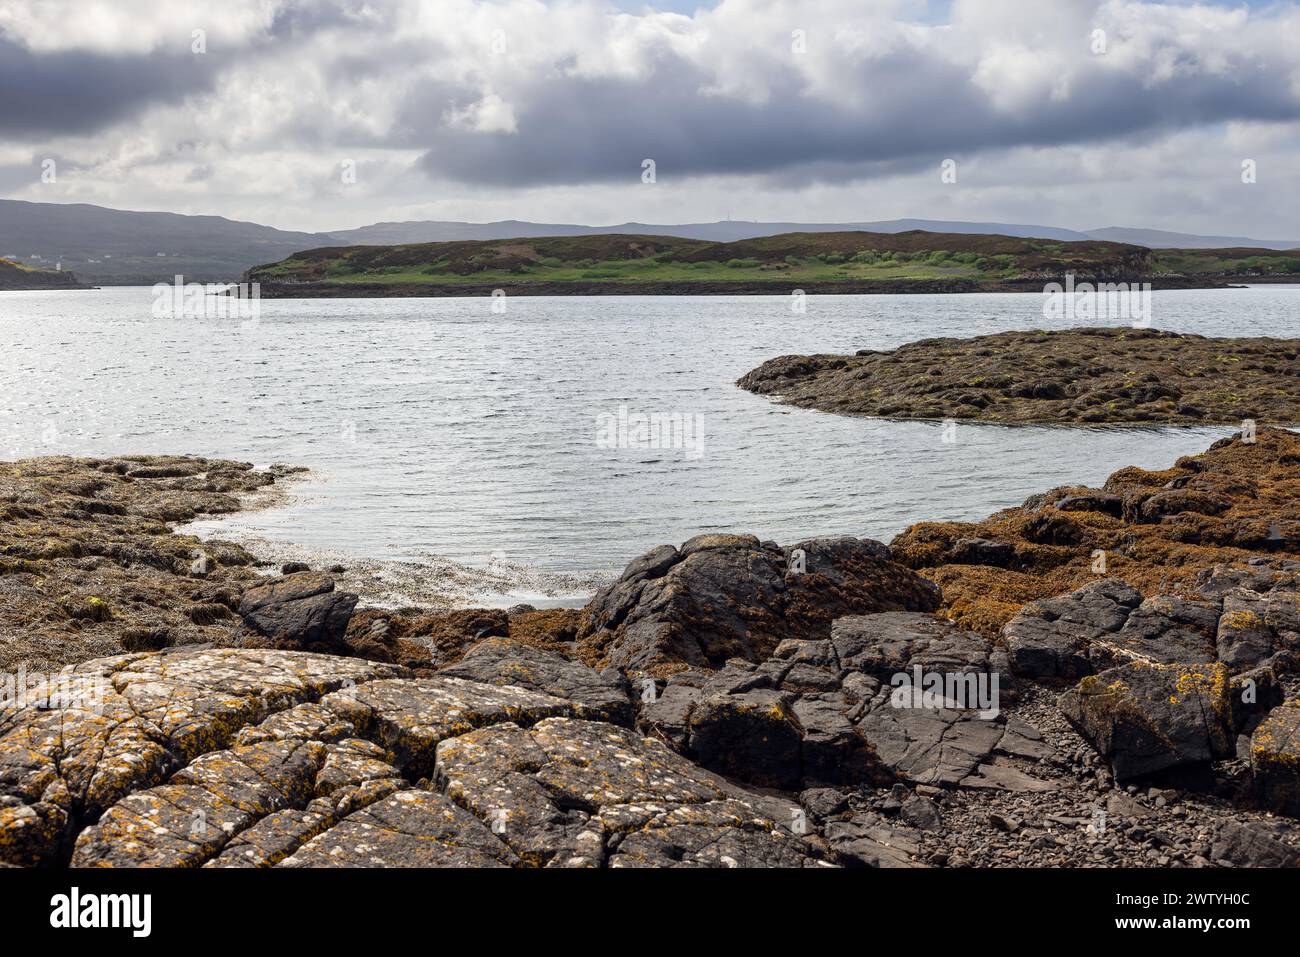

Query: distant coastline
[{"left": 243, "top": 229, "right": 1300, "bottom": 299}]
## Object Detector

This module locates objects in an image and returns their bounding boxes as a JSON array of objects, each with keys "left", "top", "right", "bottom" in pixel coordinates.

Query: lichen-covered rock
[
  {"left": 278, "top": 789, "right": 519, "bottom": 868},
  {"left": 318, "top": 675, "right": 575, "bottom": 778},
  {"left": 577, "top": 534, "right": 941, "bottom": 673},
  {"left": 2, "top": 648, "right": 832, "bottom": 868},
  {"left": 1250, "top": 702, "right": 1300, "bottom": 816},
  {"left": 1057, "top": 661, "right": 1278, "bottom": 781},
  {"left": 0, "top": 648, "right": 406, "bottom": 865}
]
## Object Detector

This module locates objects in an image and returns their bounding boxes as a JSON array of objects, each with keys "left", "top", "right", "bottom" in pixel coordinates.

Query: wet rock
[
  {"left": 438, "top": 637, "right": 634, "bottom": 725},
  {"left": 238, "top": 572, "right": 358, "bottom": 654},
  {"left": 577, "top": 534, "right": 940, "bottom": 673}
]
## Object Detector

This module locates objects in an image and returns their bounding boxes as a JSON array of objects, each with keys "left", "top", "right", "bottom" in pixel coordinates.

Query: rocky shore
[
  {"left": 2, "top": 431, "right": 1298, "bottom": 868},
  {"left": 738, "top": 328, "right": 1300, "bottom": 425}
]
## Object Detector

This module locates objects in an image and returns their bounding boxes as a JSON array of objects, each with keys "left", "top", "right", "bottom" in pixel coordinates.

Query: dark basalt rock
[
  {"left": 1210, "top": 820, "right": 1300, "bottom": 868},
  {"left": 437, "top": 637, "right": 634, "bottom": 725},
  {"left": 238, "top": 572, "right": 359, "bottom": 654},
  {"left": 636, "top": 612, "right": 1050, "bottom": 794},
  {"left": 577, "top": 534, "right": 941, "bottom": 673},
  {"left": 828, "top": 612, "right": 1012, "bottom": 688},
  {"left": 1003, "top": 579, "right": 1142, "bottom": 680},
  {"left": 1057, "top": 661, "right": 1280, "bottom": 781},
  {"left": 1250, "top": 702, "right": 1300, "bottom": 816}
]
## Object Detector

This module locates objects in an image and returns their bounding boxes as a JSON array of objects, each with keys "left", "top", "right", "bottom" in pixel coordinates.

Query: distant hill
[
  {"left": 1087, "top": 226, "right": 1300, "bottom": 250},
  {"left": 3, "top": 199, "right": 1297, "bottom": 285},
  {"left": 0, "top": 199, "right": 323, "bottom": 283},
  {"left": 322, "top": 217, "right": 1094, "bottom": 246},
  {"left": 0, "top": 257, "right": 89, "bottom": 290}
]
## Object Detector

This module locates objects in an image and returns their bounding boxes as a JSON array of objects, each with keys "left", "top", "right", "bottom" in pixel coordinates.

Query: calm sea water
[{"left": 2, "top": 285, "right": 1296, "bottom": 589}]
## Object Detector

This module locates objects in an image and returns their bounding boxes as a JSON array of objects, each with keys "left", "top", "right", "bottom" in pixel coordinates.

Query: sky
[{"left": 1, "top": 0, "right": 1298, "bottom": 237}]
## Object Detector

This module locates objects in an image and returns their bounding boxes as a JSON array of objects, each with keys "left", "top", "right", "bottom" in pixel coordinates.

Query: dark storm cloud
[
  {"left": 413, "top": 45, "right": 1300, "bottom": 187},
  {"left": 0, "top": 37, "right": 222, "bottom": 135}
]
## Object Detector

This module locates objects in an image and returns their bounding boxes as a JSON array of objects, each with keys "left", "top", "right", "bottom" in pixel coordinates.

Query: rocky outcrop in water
[{"left": 738, "top": 328, "right": 1300, "bottom": 426}]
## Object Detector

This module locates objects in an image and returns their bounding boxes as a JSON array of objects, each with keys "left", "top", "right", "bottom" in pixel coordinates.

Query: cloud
[{"left": 0, "top": 0, "right": 1295, "bottom": 236}]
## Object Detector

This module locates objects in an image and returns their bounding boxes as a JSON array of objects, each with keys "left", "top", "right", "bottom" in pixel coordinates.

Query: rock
[
  {"left": 900, "top": 794, "right": 942, "bottom": 830},
  {"left": 829, "top": 612, "right": 1011, "bottom": 689},
  {"left": 799, "top": 788, "right": 849, "bottom": 818},
  {"left": 1217, "top": 588, "right": 1300, "bottom": 670},
  {"left": 1105, "top": 791, "right": 1152, "bottom": 822},
  {"left": 988, "top": 812, "right": 1020, "bottom": 832},
  {"left": 1210, "top": 820, "right": 1300, "bottom": 868},
  {"left": 855, "top": 699, "right": 1005, "bottom": 787},
  {"left": 636, "top": 612, "right": 1047, "bottom": 793},
  {"left": 281, "top": 562, "right": 311, "bottom": 574},
  {"left": 437, "top": 637, "right": 634, "bottom": 725},
  {"left": 1250, "top": 702, "right": 1300, "bottom": 815},
  {"left": 1054, "top": 492, "right": 1125, "bottom": 517},
  {"left": 825, "top": 812, "right": 926, "bottom": 868},
  {"left": 1003, "top": 580, "right": 1225, "bottom": 679},
  {"left": 1004, "top": 579, "right": 1141, "bottom": 680},
  {"left": 577, "top": 534, "right": 940, "bottom": 672},
  {"left": 686, "top": 689, "right": 804, "bottom": 790},
  {"left": 2, "top": 647, "right": 833, "bottom": 868},
  {"left": 1057, "top": 661, "right": 1274, "bottom": 781},
  {"left": 238, "top": 572, "right": 358, "bottom": 653},
  {"left": 949, "top": 538, "right": 1015, "bottom": 568}
]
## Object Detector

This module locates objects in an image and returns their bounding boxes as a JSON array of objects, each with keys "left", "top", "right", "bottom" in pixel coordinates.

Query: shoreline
[
  {"left": 1, "top": 431, "right": 1298, "bottom": 868},
  {"left": 177, "top": 465, "right": 604, "bottom": 611},
  {"left": 250, "top": 275, "right": 1260, "bottom": 299}
]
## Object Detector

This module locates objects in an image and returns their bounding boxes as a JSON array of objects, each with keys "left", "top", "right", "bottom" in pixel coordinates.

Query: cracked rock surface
[{"left": 0, "top": 648, "right": 834, "bottom": 868}]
